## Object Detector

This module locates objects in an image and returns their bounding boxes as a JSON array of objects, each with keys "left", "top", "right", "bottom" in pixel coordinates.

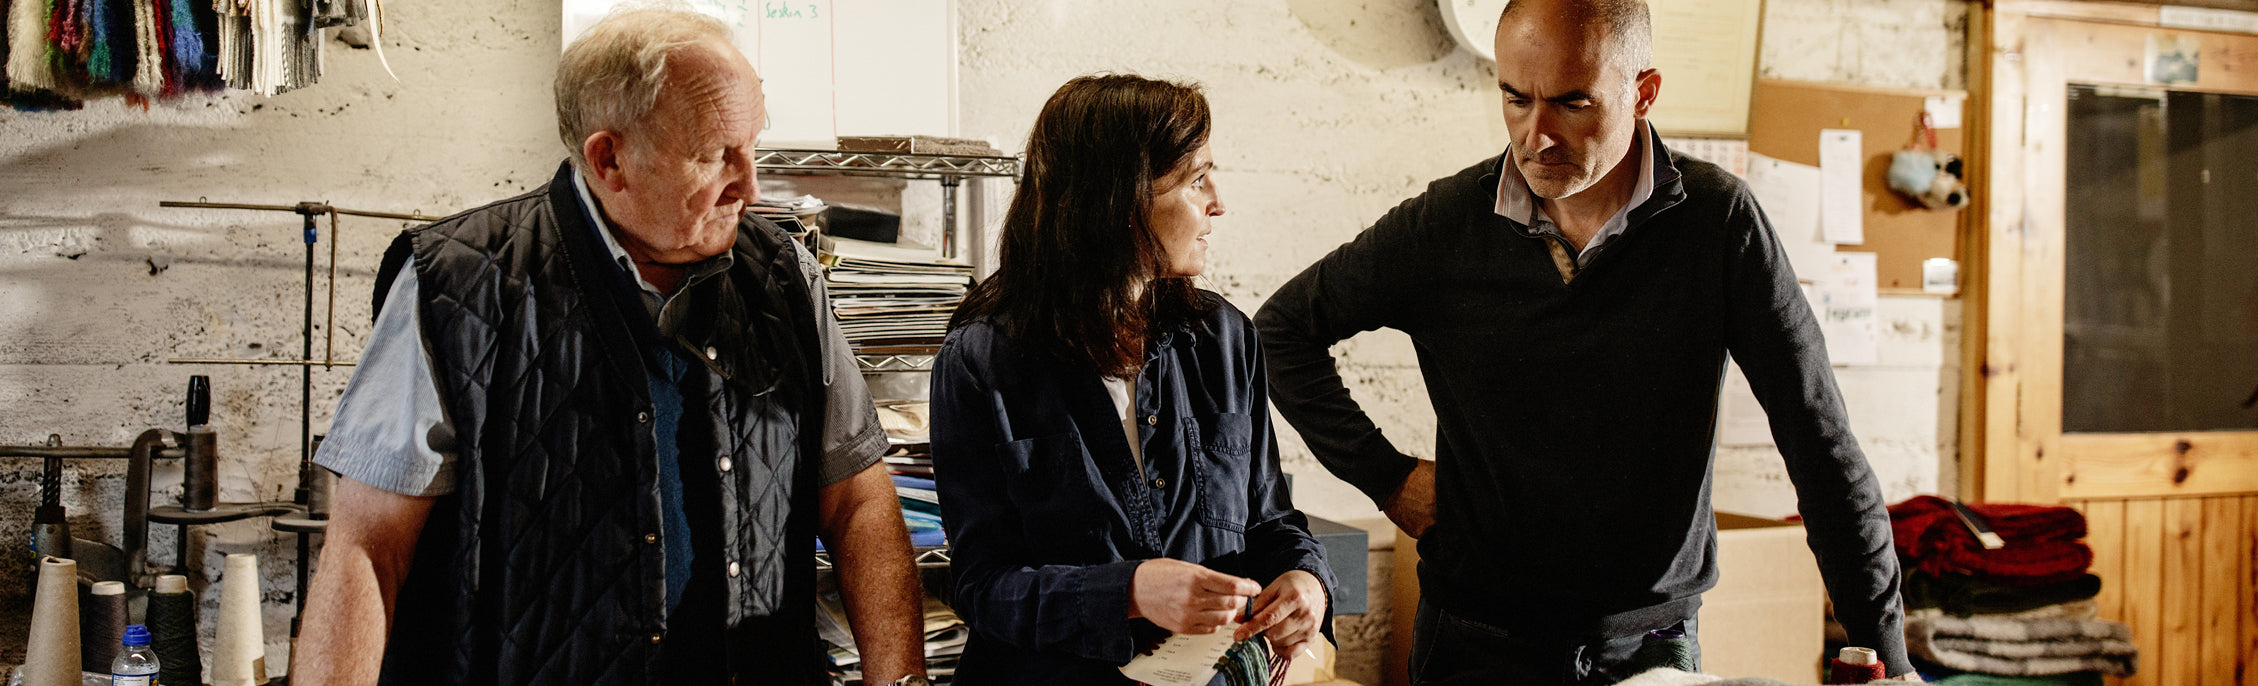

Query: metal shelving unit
[{"left": 757, "top": 148, "right": 1017, "bottom": 373}]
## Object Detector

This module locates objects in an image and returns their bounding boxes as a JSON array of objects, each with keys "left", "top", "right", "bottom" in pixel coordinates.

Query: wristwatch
[{"left": 885, "top": 677, "right": 932, "bottom": 686}]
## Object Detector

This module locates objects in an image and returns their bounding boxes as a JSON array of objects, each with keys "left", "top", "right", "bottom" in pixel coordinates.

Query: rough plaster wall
[
  {"left": 0, "top": 0, "right": 564, "bottom": 670},
  {"left": 0, "top": 0, "right": 1969, "bottom": 677}
]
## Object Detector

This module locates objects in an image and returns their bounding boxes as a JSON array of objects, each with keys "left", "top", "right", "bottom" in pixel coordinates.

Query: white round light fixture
[{"left": 1438, "top": 0, "right": 1510, "bottom": 62}]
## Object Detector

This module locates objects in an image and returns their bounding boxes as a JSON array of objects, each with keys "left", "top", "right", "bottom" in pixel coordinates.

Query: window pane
[{"left": 2063, "top": 85, "right": 2258, "bottom": 433}]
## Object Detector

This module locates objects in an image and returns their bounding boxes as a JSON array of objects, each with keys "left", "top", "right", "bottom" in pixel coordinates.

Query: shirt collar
[
  {"left": 1493, "top": 120, "right": 1661, "bottom": 262},
  {"left": 570, "top": 169, "right": 734, "bottom": 299}
]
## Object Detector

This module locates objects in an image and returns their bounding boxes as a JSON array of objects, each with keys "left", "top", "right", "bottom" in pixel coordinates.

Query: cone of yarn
[
  {"left": 1828, "top": 646, "right": 1888, "bottom": 684},
  {"left": 149, "top": 574, "right": 206, "bottom": 686},
  {"left": 22, "top": 556, "right": 82, "bottom": 686},
  {"left": 81, "top": 580, "right": 130, "bottom": 671},
  {"left": 212, "top": 553, "right": 270, "bottom": 686}
]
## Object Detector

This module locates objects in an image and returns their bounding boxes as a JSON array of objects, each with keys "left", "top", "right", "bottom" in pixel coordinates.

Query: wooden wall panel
[
  {"left": 2245, "top": 495, "right": 2257, "bottom": 686},
  {"left": 2119, "top": 498, "right": 2166, "bottom": 686},
  {"left": 2199, "top": 497, "right": 2243, "bottom": 684},
  {"left": 2159, "top": 498, "right": 2202, "bottom": 685},
  {"left": 2080, "top": 500, "right": 2126, "bottom": 623}
]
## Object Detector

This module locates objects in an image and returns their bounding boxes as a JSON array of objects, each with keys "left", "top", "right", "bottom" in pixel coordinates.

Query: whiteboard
[{"left": 562, "top": 0, "right": 958, "bottom": 147}]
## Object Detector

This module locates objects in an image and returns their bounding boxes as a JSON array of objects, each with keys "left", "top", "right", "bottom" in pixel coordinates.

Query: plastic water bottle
[{"left": 111, "top": 624, "right": 160, "bottom": 686}]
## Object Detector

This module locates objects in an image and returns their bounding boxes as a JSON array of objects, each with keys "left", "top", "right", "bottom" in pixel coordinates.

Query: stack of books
[{"left": 819, "top": 236, "right": 973, "bottom": 351}]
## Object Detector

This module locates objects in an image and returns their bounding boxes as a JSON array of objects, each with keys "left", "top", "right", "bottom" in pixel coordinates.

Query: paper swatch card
[
  {"left": 1815, "top": 252, "right": 1880, "bottom": 366},
  {"left": 1120, "top": 620, "right": 1242, "bottom": 686},
  {"left": 1819, "top": 129, "right": 1865, "bottom": 245}
]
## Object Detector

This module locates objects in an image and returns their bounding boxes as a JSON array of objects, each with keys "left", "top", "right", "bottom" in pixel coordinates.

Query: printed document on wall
[
  {"left": 1717, "top": 360, "right": 1774, "bottom": 447},
  {"left": 1819, "top": 129, "right": 1865, "bottom": 245},
  {"left": 1743, "top": 152, "right": 1831, "bottom": 282},
  {"left": 1815, "top": 252, "right": 1880, "bottom": 366}
]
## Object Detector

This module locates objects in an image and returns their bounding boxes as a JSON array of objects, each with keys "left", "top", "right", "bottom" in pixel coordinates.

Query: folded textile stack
[{"left": 1876, "top": 496, "right": 2136, "bottom": 682}]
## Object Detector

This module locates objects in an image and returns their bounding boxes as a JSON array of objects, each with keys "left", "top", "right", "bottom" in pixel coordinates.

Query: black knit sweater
[{"left": 1255, "top": 139, "right": 1910, "bottom": 674}]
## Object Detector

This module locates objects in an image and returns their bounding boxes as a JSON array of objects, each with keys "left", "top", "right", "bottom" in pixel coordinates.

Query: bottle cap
[{"left": 123, "top": 624, "right": 152, "bottom": 646}]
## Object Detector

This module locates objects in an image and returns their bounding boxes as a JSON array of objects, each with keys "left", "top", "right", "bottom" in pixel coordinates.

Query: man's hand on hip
[{"left": 1385, "top": 459, "right": 1437, "bottom": 538}]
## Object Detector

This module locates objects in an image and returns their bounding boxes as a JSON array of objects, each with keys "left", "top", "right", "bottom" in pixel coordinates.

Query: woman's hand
[
  {"left": 1234, "top": 569, "right": 1326, "bottom": 656},
  {"left": 1128, "top": 559, "right": 1261, "bottom": 635}
]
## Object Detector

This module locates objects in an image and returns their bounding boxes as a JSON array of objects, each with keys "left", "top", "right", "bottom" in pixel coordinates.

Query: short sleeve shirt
[{"left": 314, "top": 172, "right": 886, "bottom": 496}]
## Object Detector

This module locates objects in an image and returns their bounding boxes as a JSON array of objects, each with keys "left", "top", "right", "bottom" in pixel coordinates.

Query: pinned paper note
[
  {"left": 1743, "top": 152, "right": 1832, "bottom": 282},
  {"left": 1815, "top": 252, "right": 1880, "bottom": 366},
  {"left": 1924, "top": 96, "right": 1963, "bottom": 129},
  {"left": 1819, "top": 129, "right": 1865, "bottom": 245},
  {"left": 1120, "top": 620, "right": 1243, "bottom": 686},
  {"left": 1717, "top": 360, "right": 1773, "bottom": 447}
]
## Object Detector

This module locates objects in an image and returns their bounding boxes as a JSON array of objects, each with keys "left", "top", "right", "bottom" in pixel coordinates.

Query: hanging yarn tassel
[
  {"left": 7, "top": 0, "right": 58, "bottom": 90},
  {"left": 149, "top": 574, "right": 206, "bottom": 686},
  {"left": 81, "top": 580, "right": 132, "bottom": 672}
]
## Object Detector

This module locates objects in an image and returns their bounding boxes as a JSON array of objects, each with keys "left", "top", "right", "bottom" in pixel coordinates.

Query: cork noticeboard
[{"left": 1748, "top": 79, "right": 1966, "bottom": 291}]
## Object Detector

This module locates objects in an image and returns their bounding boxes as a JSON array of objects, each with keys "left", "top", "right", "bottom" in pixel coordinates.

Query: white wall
[{"left": 0, "top": 0, "right": 1972, "bottom": 679}]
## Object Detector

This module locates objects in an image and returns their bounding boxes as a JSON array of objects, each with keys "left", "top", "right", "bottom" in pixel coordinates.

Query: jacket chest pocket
[
  {"left": 1189, "top": 412, "right": 1254, "bottom": 532},
  {"left": 999, "top": 433, "right": 1109, "bottom": 542}
]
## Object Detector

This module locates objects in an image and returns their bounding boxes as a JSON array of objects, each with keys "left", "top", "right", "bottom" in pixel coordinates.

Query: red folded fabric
[{"left": 1888, "top": 496, "right": 2092, "bottom": 586}]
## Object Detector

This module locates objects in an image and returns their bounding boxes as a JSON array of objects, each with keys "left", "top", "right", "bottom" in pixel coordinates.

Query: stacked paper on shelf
[
  {"left": 820, "top": 236, "right": 974, "bottom": 349},
  {"left": 751, "top": 194, "right": 826, "bottom": 240},
  {"left": 819, "top": 594, "right": 970, "bottom": 684}
]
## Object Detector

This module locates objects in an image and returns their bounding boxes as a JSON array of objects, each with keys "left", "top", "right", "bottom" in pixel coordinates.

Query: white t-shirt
[{"left": 1100, "top": 375, "right": 1144, "bottom": 472}]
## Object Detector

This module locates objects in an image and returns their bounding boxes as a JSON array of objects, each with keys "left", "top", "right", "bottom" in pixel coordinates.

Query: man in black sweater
[{"left": 1255, "top": 1, "right": 1916, "bottom": 683}]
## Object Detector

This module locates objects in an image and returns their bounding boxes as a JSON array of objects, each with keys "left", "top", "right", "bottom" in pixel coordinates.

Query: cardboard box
[
  {"left": 1383, "top": 513, "right": 1825, "bottom": 685},
  {"left": 1705, "top": 512, "right": 1825, "bottom": 683}
]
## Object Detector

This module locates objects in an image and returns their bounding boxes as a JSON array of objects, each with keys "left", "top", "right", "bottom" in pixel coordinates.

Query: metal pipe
[
  {"left": 165, "top": 358, "right": 356, "bottom": 367},
  {"left": 125, "top": 428, "right": 173, "bottom": 583},
  {"left": 159, "top": 200, "right": 443, "bottom": 222},
  {"left": 327, "top": 210, "right": 339, "bottom": 365}
]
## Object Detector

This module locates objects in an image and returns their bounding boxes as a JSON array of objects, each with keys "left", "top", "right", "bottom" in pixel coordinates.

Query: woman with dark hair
[{"left": 930, "top": 74, "right": 1335, "bottom": 684}]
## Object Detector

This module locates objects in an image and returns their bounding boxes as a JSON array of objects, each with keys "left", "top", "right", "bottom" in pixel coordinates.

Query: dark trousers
[{"left": 1408, "top": 600, "right": 1702, "bottom": 686}]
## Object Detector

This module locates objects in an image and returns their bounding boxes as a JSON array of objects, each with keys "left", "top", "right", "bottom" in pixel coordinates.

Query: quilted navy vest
[{"left": 369, "top": 162, "right": 827, "bottom": 684}]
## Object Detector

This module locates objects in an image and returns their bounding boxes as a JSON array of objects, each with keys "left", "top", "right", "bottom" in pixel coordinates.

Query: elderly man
[
  {"left": 293, "top": 8, "right": 929, "bottom": 685},
  {"left": 1256, "top": 1, "right": 1917, "bottom": 683}
]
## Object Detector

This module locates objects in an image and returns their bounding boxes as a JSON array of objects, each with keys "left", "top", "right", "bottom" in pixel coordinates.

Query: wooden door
[{"left": 1971, "top": 4, "right": 2258, "bottom": 684}]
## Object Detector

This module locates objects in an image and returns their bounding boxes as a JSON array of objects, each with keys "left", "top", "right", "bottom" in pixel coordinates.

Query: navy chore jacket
[{"left": 930, "top": 293, "right": 1335, "bottom": 685}]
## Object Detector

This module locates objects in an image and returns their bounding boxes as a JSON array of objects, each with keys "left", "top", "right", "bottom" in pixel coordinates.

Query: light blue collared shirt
[{"left": 315, "top": 169, "right": 885, "bottom": 497}]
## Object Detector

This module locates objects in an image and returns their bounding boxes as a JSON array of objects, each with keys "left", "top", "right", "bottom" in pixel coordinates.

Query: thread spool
[
  {"left": 23, "top": 556, "right": 82, "bottom": 686},
  {"left": 187, "top": 374, "right": 211, "bottom": 426},
  {"left": 82, "top": 580, "right": 130, "bottom": 671},
  {"left": 149, "top": 574, "right": 204, "bottom": 686},
  {"left": 1828, "top": 646, "right": 1887, "bottom": 684},
  {"left": 184, "top": 424, "right": 219, "bottom": 511},
  {"left": 213, "top": 553, "right": 269, "bottom": 686}
]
